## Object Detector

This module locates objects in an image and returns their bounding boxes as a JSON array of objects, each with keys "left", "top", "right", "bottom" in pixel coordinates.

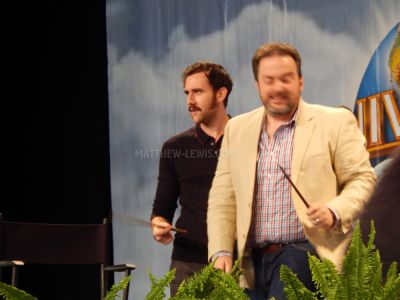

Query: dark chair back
[
  {"left": 0, "top": 216, "right": 135, "bottom": 300},
  {"left": 0, "top": 221, "right": 110, "bottom": 264}
]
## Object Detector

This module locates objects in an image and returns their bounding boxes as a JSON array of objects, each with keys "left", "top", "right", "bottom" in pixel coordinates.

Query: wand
[
  {"left": 278, "top": 164, "right": 310, "bottom": 208},
  {"left": 112, "top": 211, "right": 188, "bottom": 233}
]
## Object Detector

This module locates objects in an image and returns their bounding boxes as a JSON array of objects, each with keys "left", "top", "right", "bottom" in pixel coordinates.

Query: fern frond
[
  {"left": 207, "top": 271, "right": 249, "bottom": 300},
  {"left": 382, "top": 275, "right": 400, "bottom": 300},
  {"left": 230, "top": 257, "right": 243, "bottom": 283},
  {"left": 308, "top": 254, "right": 339, "bottom": 298},
  {"left": 175, "top": 263, "right": 214, "bottom": 298},
  {"left": 362, "top": 221, "right": 383, "bottom": 300},
  {"left": 280, "top": 265, "right": 317, "bottom": 300},
  {"left": 384, "top": 262, "right": 398, "bottom": 287},
  {"left": 326, "top": 284, "right": 343, "bottom": 300},
  {"left": 144, "top": 268, "right": 175, "bottom": 300},
  {"left": 278, "top": 220, "right": 399, "bottom": 300},
  {"left": 104, "top": 275, "right": 132, "bottom": 300},
  {"left": 344, "top": 222, "right": 361, "bottom": 298},
  {"left": 382, "top": 262, "right": 400, "bottom": 300},
  {"left": 366, "top": 220, "right": 376, "bottom": 251},
  {"left": 174, "top": 261, "right": 249, "bottom": 300},
  {"left": 365, "top": 251, "right": 383, "bottom": 300},
  {"left": 0, "top": 282, "right": 37, "bottom": 300},
  {"left": 342, "top": 221, "right": 370, "bottom": 299}
]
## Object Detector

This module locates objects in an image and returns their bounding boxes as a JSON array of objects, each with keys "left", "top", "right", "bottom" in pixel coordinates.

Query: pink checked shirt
[{"left": 251, "top": 112, "right": 306, "bottom": 247}]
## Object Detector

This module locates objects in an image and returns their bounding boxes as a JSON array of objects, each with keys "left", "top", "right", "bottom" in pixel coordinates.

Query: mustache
[{"left": 188, "top": 106, "right": 201, "bottom": 112}]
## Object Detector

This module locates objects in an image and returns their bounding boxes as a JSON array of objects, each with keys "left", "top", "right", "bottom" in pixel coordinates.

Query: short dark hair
[
  {"left": 252, "top": 42, "right": 302, "bottom": 81},
  {"left": 181, "top": 62, "right": 233, "bottom": 107}
]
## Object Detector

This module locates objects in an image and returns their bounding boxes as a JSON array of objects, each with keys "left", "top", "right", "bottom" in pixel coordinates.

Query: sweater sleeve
[{"left": 151, "top": 141, "right": 179, "bottom": 224}]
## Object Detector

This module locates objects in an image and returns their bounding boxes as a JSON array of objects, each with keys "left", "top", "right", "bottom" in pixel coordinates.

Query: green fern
[
  {"left": 382, "top": 262, "right": 400, "bottom": 300},
  {"left": 145, "top": 259, "right": 249, "bottom": 300},
  {"left": 173, "top": 260, "right": 248, "bottom": 300},
  {"left": 104, "top": 275, "right": 132, "bottom": 300},
  {"left": 144, "top": 268, "right": 176, "bottom": 300},
  {"left": 280, "top": 265, "right": 317, "bottom": 300},
  {"left": 280, "top": 221, "right": 400, "bottom": 300},
  {"left": 0, "top": 282, "right": 37, "bottom": 300},
  {"left": 307, "top": 253, "right": 341, "bottom": 299}
]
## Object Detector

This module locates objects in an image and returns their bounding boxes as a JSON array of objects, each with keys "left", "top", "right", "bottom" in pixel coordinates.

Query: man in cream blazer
[{"left": 207, "top": 43, "right": 376, "bottom": 299}]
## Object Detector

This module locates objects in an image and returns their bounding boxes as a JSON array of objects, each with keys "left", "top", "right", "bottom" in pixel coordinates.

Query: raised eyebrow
[{"left": 184, "top": 88, "right": 203, "bottom": 94}]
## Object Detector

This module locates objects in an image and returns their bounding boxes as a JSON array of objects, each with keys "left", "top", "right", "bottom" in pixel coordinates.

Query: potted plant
[
  {"left": 280, "top": 221, "right": 400, "bottom": 300},
  {"left": 145, "top": 221, "right": 400, "bottom": 299}
]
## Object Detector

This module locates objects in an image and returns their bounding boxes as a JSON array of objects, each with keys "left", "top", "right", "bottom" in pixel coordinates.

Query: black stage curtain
[{"left": 2, "top": 1, "right": 111, "bottom": 299}]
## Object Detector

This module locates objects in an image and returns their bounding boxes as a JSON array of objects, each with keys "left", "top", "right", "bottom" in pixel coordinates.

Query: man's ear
[{"left": 216, "top": 87, "right": 228, "bottom": 103}]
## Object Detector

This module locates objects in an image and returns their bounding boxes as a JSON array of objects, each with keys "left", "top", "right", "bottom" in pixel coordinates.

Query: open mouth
[{"left": 270, "top": 93, "right": 288, "bottom": 103}]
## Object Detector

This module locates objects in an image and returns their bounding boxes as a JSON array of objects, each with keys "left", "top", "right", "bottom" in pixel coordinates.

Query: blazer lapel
[
  {"left": 292, "top": 100, "right": 315, "bottom": 184},
  {"left": 242, "top": 108, "right": 265, "bottom": 202}
]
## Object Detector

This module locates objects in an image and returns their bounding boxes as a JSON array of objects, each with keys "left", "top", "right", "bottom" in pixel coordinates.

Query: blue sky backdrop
[{"left": 106, "top": 1, "right": 399, "bottom": 298}]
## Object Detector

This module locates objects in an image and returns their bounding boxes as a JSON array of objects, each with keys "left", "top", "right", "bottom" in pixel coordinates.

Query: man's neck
[
  {"left": 200, "top": 112, "right": 229, "bottom": 141},
  {"left": 265, "top": 108, "right": 297, "bottom": 139}
]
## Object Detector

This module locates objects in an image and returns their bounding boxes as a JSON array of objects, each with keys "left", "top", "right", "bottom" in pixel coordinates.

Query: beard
[
  {"left": 260, "top": 92, "right": 298, "bottom": 118},
  {"left": 264, "top": 100, "right": 294, "bottom": 116}
]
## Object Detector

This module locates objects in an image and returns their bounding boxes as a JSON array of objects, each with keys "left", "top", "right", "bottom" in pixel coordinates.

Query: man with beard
[
  {"left": 207, "top": 42, "right": 376, "bottom": 299},
  {"left": 151, "top": 62, "right": 233, "bottom": 295}
]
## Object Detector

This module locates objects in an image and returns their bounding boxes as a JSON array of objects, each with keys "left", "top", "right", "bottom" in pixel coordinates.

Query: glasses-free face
[
  {"left": 256, "top": 55, "right": 304, "bottom": 120},
  {"left": 184, "top": 72, "right": 220, "bottom": 125}
]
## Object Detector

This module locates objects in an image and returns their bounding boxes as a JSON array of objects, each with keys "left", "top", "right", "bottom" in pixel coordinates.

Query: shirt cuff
[{"left": 326, "top": 205, "right": 340, "bottom": 228}]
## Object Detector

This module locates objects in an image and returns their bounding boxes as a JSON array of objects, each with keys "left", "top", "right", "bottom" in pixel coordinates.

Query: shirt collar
[
  {"left": 262, "top": 107, "right": 298, "bottom": 131},
  {"left": 195, "top": 125, "right": 213, "bottom": 144},
  {"left": 194, "top": 114, "right": 231, "bottom": 144}
]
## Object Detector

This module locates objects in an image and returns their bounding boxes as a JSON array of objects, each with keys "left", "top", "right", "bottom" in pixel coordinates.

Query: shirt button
[
  {"left": 210, "top": 142, "right": 215, "bottom": 146},
  {"left": 248, "top": 203, "right": 251, "bottom": 208},
  {"left": 242, "top": 234, "right": 246, "bottom": 239}
]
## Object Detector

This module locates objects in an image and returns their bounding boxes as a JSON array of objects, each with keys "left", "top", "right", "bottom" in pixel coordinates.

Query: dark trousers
[
  {"left": 169, "top": 259, "right": 207, "bottom": 296},
  {"left": 247, "top": 241, "right": 316, "bottom": 300}
]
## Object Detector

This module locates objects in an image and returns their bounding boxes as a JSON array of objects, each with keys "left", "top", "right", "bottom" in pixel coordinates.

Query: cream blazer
[{"left": 207, "top": 100, "right": 376, "bottom": 288}]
